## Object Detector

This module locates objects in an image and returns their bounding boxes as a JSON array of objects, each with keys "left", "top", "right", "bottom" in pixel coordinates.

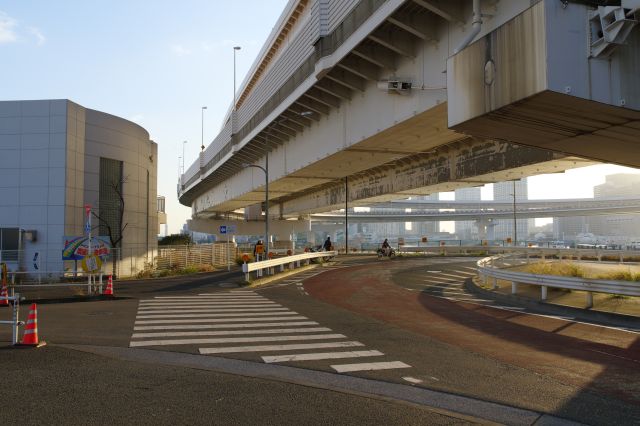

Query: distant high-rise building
[
  {"left": 412, "top": 194, "right": 439, "bottom": 236},
  {"left": 455, "top": 187, "right": 481, "bottom": 240},
  {"left": 588, "top": 174, "right": 640, "bottom": 238},
  {"left": 493, "top": 179, "right": 529, "bottom": 242}
]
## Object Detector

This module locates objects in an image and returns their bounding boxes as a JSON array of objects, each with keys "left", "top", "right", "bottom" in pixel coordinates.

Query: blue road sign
[{"left": 219, "top": 225, "right": 227, "bottom": 234}]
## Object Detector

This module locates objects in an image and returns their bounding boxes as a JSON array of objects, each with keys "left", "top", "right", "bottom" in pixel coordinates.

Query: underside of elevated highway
[{"left": 178, "top": 0, "right": 639, "bottom": 235}]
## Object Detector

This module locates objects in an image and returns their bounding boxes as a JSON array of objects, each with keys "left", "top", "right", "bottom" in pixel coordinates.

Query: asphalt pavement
[{"left": 1, "top": 256, "right": 639, "bottom": 425}]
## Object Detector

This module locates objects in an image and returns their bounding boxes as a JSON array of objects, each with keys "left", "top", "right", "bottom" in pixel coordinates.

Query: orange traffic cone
[
  {"left": 0, "top": 284, "right": 8, "bottom": 306},
  {"left": 103, "top": 275, "right": 114, "bottom": 296},
  {"left": 20, "top": 303, "right": 46, "bottom": 347}
]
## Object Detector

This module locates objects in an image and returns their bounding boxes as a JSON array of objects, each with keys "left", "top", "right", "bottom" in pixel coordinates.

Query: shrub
[{"left": 524, "top": 262, "right": 584, "bottom": 278}]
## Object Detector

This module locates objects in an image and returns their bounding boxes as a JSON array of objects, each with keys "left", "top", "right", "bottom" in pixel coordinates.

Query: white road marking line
[
  {"left": 460, "top": 266, "right": 478, "bottom": 271},
  {"left": 129, "top": 333, "right": 346, "bottom": 347},
  {"left": 139, "top": 303, "right": 278, "bottom": 308},
  {"left": 492, "top": 306, "right": 525, "bottom": 311},
  {"left": 135, "top": 315, "right": 306, "bottom": 325},
  {"left": 136, "top": 311, "right": 296, "bottom": 319},
  {"left": 452, "top": 270, "right": 475, "bottom": 275},
  {"left": 262, "top": 350, "right": 384, "bottom": 363},
  {"left": 199, "top": 341, "right": 365, "bottom": 354},
  {"left": 151, "top": 296, "right": 263, "bottom": 299},
  {"left": 402, "top": 376, "right": 424, "bottom": 384},
  {"left": 331, "top": 361, "right": 411, "bottom": 373},
  {"left": 423, "top": 278, "right": 459, "bottom": 284},
  {"left": 421, "top": 289, "right": 466, "bottom": 295},
  {"left": 437, "top": 272, "right": 469, "bottom": 279},
  {"left": 140, "top": 299, "right": 274, "bottom": 304},
  {"left": 421, "top": 282, "right": 460, "bottom": 287},
  {"left": 426, "top": 270, "right": 442, "bottom": 273},
  {"left": 132, "top": 327, "right": 331, "bottom": 339},
  {"left": 142, "top": 298, "right": 269, "bottom": 302},
  {"left": 136, "top": 311, "right": 298, "bottom": 319},
  {"left": 137, "top": 308, "right": 289, "bottom": 314},
  {"left": 134, "top": 321, "right": 319, "bottom": 331}
]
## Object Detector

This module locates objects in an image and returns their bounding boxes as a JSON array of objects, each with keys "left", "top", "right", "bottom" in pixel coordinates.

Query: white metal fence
[{"left": 0, "top": 243, "right": 239, "bottom": 283}]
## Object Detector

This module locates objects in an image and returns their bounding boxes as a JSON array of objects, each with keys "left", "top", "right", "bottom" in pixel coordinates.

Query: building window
[
  {"left": 99, "top": 157, "right": 124, "bottom": 248},
  {"left": 0, "top": 228, "right": 20, "bottom": 261}
]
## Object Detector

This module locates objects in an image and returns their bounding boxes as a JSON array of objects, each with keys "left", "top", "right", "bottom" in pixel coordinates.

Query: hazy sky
[{"left": 2, "top": 1, "right": 638, "bottom": 234}]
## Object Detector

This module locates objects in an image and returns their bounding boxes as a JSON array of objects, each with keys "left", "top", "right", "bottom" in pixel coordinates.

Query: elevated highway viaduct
[{"left": 179, "top": 0, "right": 639, "bottom": 238}]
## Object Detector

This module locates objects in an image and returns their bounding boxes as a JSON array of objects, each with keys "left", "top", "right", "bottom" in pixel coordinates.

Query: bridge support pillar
[
  {"left": 492, "top": 277, "right": 498, "bottom": 290},
  {"left": 541, "top": 286, "right": 547, "bottom": 301},
  {"left": 511, "top": 282, "right": 518, "bottom": 294},
  {"left": 586, "top": 292, "right": 593, "bottom": 309}
]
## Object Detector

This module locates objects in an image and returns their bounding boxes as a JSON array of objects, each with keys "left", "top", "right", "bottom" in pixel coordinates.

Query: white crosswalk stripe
[
  {"left": 199, "top": 341, "right": 365, "bottom": 354},
  {"left": 129, "top": 290, "right": 411, "bottom": 374},
  {"left": 132, "top": 327, "right": 332, "bottom": 339},
  {"left": 135, "top": 315, "right": 307, "bottom": 325},
  {"left": 262, "top": 350, "right": 384, "bottom": 363},
  {"left": 331, "top": 361, "right": 411, "bottom": 373},
  {"left": 130, "top": 333, "right": 347, "bottom": 347},
  {"left": 137, "top": 308, "right": 288, "bottom": 314},
  {"left": 133, "top": 321, "right": 319, "bottom": 331}
]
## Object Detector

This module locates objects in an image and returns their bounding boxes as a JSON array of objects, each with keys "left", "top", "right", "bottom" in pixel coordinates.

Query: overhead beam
[
  {"left": 296, "top": 95, "right": 331, "bottom": 115},
  {"left": 412, "top": 0, "right": 463, "bottom": 24},
  {"left": 387, "top": 10, "right": 437, "bottom": 41},
  {"left": 289, "top": 104, "right": 321, "bottom": 121},
  {"left": 305, "top": 87, "right": 341, "bottom": 109},
  {"left": 277, "top": 116, "right": 304, "bottom": 133},
  {"left": 352, "top": 45, "right": 396, "bottom": 71},
  {"left": 368, "top": 29, "right": 415, "bottom": 58},
  {"left": 325, "top": 69, "right": 366, "bottom": 92},
  {"left": 315, "top": 79, "right": 352, "bottom": 101},
  {"left": 278, "top": 140, "right": 593, "bottom": 215},
  {"left": 271, "top": 123, "right": 297, "bottom": 138},
  {"left": 337, "top": 55, "right": 381, "bottom": 81},
  {"left": 281, "top": 110, "right": 313, "bottom": 127}
]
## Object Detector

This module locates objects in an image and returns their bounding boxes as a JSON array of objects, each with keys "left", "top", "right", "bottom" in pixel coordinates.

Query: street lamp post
[
  {"left": 243, "top": 163, "right": 268, "bottom": 256},
  {"left": 233, "top": 46, "right": 241, "bottom": 110},
  {"left": 512, "top": 180, "right": 518, "bottom": 246},
  {"left": 201, "top": 106, "right": 207, "bottom": 151},
  {"left": 182, "top": 140, "right": 187, "bottom": 174},
  {"left": 245, "top": 111, "right": 313, "bottom": 258}
]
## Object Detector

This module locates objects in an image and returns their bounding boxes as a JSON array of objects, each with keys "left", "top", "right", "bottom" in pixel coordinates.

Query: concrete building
[
  {"left": 492, "top": 179, "right": 529, "bottom": 242},
  {"left": 455, "top": 187, "right": 481, "bottom": 240},
  {"left": 589, "top": 174, "right": 640, "bottom": 239},
  {"left": 0, "top": 99, "right": 158, "bottom": 276}
]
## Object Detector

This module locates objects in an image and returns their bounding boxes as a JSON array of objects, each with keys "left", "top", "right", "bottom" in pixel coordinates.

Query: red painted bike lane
[{"left": 304, "top": 261, "right": 640, "bottom": 406}]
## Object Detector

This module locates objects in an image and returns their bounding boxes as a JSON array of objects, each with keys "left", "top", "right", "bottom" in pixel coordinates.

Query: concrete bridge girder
[
  {"left": 185, "top": 0, "right": 637, "bottom": 223},
  {"left": 277, "top": 139, "right": 594, "bottom": 216}
]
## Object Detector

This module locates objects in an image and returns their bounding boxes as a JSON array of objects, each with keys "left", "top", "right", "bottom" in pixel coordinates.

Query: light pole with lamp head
[
  {"left": 512, "top": 179, "right": 518, "bottom": 246},
  {"left": 201, "top": 106, "right": 207, "bottom": 151},
  {"left": 233, "top": 46, "right": 241, "bottom": 111},
  {"left": 242, "top": 163, "right": 268, "bottom": 257},
  {"left": 245, "top": 111, "right": 313, "bottom": 258},
  {"left": 182, "top": 140, "right": 187, "bottom": 174}
]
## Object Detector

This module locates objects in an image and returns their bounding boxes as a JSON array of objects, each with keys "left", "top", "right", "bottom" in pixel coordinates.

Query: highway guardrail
[
  {"left": 476, "top": 255, "right": 640, "bottom": 308},
  {"left": 242, "top": 251, "right": 337, "bottom": 282}
]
